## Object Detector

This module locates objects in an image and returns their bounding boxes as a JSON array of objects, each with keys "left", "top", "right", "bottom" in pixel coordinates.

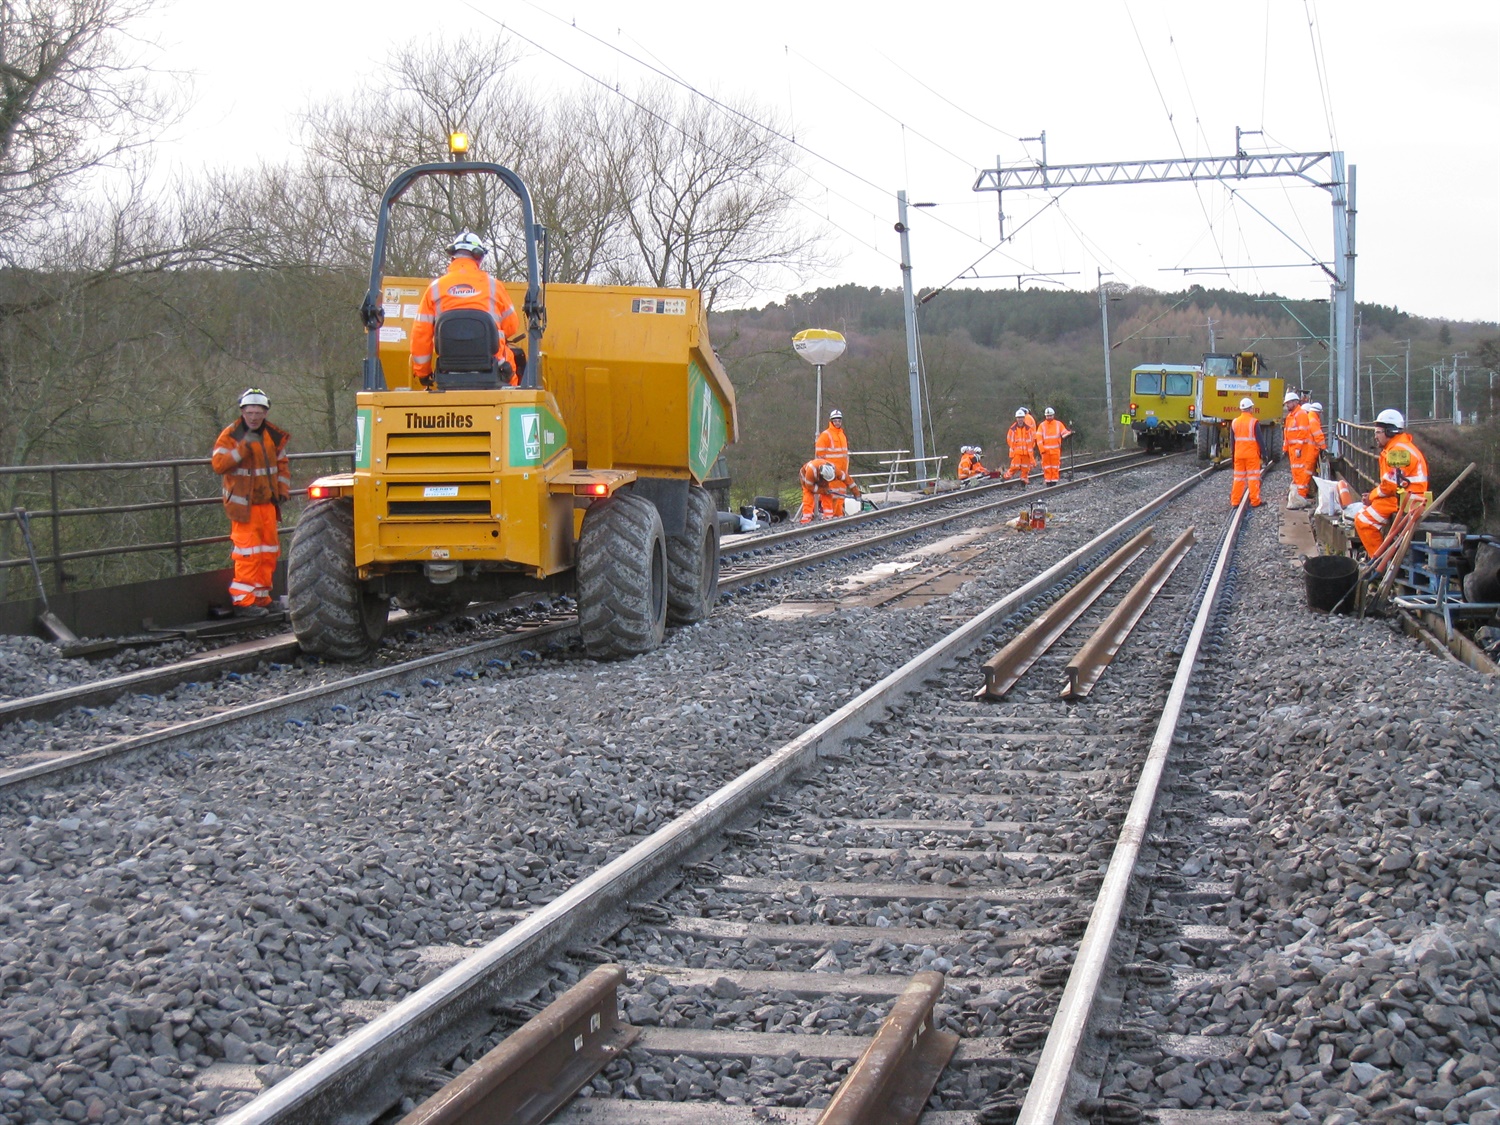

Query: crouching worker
[
  {"left": 958, "top": 445, "right": 991, "bottom": 483},
  {"left": 1354, "top": 409, "right": 1429, "bottom": 556}
]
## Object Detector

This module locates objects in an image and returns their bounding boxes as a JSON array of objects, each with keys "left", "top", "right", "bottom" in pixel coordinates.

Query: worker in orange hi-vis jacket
[
  {"left": 211, "top": 388, "right": 291, "bottom": 616},
  {"left": 815, "top": 409, "right": 850, "bottom": 476},
  {"left": 410, "top": 231, "right": 524, "bottom": 386},
  {"left": 1036, "top": 407, "right": 1073, "bottom": 484},
  {"left": 1302, "top": 401, "right": 1327, "bottom": 478},
  {"left": 1228, "top": 398, "right": 1264, "bottom": 508},
  {"left": 1281, "top": 390, "right": 1313, "bottom": 503},
  {"left": 1003, "top": 408, "right": 1039, "bottom": 486},
  {"left": 798, "top": 457, "right": 849, "bottom": 523},
  {"left": 1354, "top": 409, "right": 1429, "bottom": 556}
]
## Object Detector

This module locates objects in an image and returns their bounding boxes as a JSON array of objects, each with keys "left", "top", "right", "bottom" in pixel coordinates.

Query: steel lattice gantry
[{"left": 973, "top": 149, "right": 1357, "bottom": 434}]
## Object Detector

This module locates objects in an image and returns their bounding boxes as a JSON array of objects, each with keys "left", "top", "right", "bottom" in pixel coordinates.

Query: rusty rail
[
  {"left": 976, "top": 526, "right": 1155, "bottom": 699},
  {"left": 816, "top": 970, "right": 958, "bottom": 1125},
  {"left": 398, "top": 964, "right": 638, "bottom": 1125},
  {"left": 1062, "top": 527, "right": 1197, "bottom": 700}
]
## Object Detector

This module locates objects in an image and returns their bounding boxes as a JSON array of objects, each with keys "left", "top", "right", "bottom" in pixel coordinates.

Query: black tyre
[
  {"left": 666, "top": 485, "right": 719, "bottom": 625},
  {"left": 576, "top": 493, "right": 668, "bottom": 659},
  {"left": 287, "top": 498, "right": 389, "bottom": 659},
  {"left": 1196, "top": 422, "right": 1211, "bottom": 462}
]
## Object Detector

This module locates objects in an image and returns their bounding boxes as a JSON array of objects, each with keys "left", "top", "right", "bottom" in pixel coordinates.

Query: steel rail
[
  {"left": 215, "top": 468, "right": 1212, "bottom": 1125},
  {"left": 976, "top": 525, "right": 1154, "bottom": 699},
  {"left": 816, "top": 970, "right": 958, "bottom": 1125},
  {"left": 731, "top": 450, "right": 1150, "bottom": 552},
  {"left": 1016, "top": 501, "right": 1248, "bottom": 1125},
  {"left": 0, "top": 453, "right": 1170, "bottom": 732},
  {"left": 1061, "top": 527, "right": 1197, "bottom": 700},
  {"left": 0, "top": 620, "right": 574, "bottom": 791},
  {"left": 720, "top": 455, "right": 1171, "bottom": 593}
]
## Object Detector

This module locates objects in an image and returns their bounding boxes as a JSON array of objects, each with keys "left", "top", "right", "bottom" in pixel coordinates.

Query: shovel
[{"left": 14, "top": 507, "right": 82, "bottom": 646}]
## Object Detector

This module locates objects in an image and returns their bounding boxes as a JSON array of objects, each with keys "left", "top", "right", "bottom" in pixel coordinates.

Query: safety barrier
[{"left": 0, "top": 451, "right": 353, "bottom": 597}]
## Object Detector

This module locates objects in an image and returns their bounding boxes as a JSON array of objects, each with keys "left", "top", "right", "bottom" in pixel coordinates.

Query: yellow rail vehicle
[
  {"left": 1195, "top": 351, "right": 1286, "bottom": 463},
  {"left": 1122, "top": 364, "right": 1200, "bottom": 453},
  {"left": 288, "top": 146, "right": 735, "bottom": 661}
]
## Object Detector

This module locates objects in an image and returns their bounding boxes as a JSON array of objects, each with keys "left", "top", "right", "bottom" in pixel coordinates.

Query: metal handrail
[
  {"left": 0, "top": 450, "right": 354, "bottom": 594},
  {"left": 1334, "top": 419, "right": 1378, "bottom": 492}
]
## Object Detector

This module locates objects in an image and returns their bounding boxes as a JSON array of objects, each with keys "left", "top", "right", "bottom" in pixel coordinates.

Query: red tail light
[
  {"left": 1128, "top": 403, "right": 1138, "bottom": 418},
  {"left": 308, "top": 485, "right": 332, "bottom": 499},
  {"left": 574, "top": 483, "right": 610, "bottom": 497}
]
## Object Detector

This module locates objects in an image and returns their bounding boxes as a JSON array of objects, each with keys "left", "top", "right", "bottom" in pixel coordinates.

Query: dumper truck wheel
[
  {"left": 1196, "top": 423, "right": 1211, "bottom": 462},
  {"left": 577, "top": 493, "right": 668, "bottom": 658},
  {"left": 667, "top": 485, "right": 719, "bottom": 626},
  {"left": 287, "top": 498, "right": 389, "bottom": 659}
]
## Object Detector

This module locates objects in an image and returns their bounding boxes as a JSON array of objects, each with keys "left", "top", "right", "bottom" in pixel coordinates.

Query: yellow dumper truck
[{"left": 287, "top": 150, "right": 736, "bottom": 660}]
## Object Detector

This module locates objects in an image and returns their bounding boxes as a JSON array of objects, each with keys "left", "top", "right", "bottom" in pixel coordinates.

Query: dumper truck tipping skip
[{"left": 287, "top": 145, "right": 737, "bottom": 660}]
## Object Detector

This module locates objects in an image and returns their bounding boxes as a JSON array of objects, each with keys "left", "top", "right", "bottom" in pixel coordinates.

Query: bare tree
[
  {"left": 599, "top": 84, "right": 827, "bottom": 309},
  {"left": 0, "top": 0, "right": 174, "bottom": 266}
]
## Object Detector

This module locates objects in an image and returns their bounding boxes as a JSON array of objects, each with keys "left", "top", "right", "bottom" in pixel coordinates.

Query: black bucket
[{"left": 1304, "top": 554, "right": 1359, "bottom": 614}]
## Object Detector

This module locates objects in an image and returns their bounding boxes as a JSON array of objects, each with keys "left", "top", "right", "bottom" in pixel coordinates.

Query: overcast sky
[{"left": 140, "top": 0, "right": 1498, "bottom": 324}]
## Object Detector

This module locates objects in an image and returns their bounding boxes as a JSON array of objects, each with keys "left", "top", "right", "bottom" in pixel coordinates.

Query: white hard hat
[
  {"left": 1044, "top": 407, "right": 1055, "bottom": 417},
  {"left": 818, "top": 462, "right": 835, "bottom": 481},
  {"left": 450, "top": 230, "right": 488, "bottom": 257},
  {"left": 829, "top": 409, "right": 843, "bottom": 420},
  {"left": 1307, "top": 402, "right": 1322, "bottom": 413},
  {"left": 961, "top": 445, "right": 972, "bottom": 454},
  {"left": 1239, "top": 397, "right": 1254, "bottom": 411},
  {"left": 1375, "top": 408, "right": 1405, "bottom": 430},
  {"left": 1284, "top": 390, "right": 1300, "bottom": 404},
  {"left": 973, "top": 446, "right": 982, "bottom": 455},
  {"left": 1015, "top": 408, "right": 1027, "bottom": 418},
  {"left": 239, "top": 388, "right": 270, "bottom": 409}
]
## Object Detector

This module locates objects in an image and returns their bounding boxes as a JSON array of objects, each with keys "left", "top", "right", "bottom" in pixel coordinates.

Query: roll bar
[{"left": 358, "top": 161, "right": 547, "bottom": 391}]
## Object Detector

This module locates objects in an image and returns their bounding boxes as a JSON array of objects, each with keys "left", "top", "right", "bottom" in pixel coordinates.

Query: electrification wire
[
  {"left": 1054, "top": 203, "right": 1139, "bottom": 289},
  {"left": 1163, "top": 18, "right": 1213, "bottom": 154},
  {"left": 1259, "top": 0, "right": 1271, "bottom": 129},
  {"left": 874, "top": 49, "right": 1022, "bottom": 143},
  {"left": 498, "top": 0, "right": 1012, "bottom": 264},
  {"left": 1224, "top": 186, "right": 1333, "bottom": 279},
  {"left": 785, "top": 46, "right": 981, "bottom": 170},
  {"left": 1111, "top": 295, "right": 1192, "bottom": 349},
  {"left": 1122, "top": 2, "right": 1230, "bottom": 277},
  {"left": 1303, "top": 0, "right": 1341, "bottom": 153},
  {"left": 476, "top": 7, "right": 897, "bottom": 262},
  {"left": 923, "top": 193, "right": 1071, "bottom": 302}
]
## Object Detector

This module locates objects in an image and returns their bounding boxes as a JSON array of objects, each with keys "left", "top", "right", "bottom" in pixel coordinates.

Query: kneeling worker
[
  {"left": 798, "top": 457, "right": 857, "bottom": 523},
  {"left": 1354, "top": 409, "right": 1428, "bottom": 556},
  {"left": 958, "top": 445, "right": 990, "bottom": 482}
]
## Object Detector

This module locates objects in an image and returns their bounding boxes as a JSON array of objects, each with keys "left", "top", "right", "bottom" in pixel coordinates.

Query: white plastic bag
[
  {"left": 1312, "top": 476, "right": 1342, "bottom": 518},
  {"left": 1341, "top": 500, "right": 1366, "bottom": 525},
  {"left": 1287, "top": 483, "right": 1311, "bottom": 510}
]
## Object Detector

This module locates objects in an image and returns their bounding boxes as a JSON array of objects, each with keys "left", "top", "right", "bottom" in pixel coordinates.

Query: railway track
[
  {"left": 203, "top": 466, "right": 1269, "bottom": 1124},
  {"left": 0, "top": 453, "right": 1163, "bottom": 791}
]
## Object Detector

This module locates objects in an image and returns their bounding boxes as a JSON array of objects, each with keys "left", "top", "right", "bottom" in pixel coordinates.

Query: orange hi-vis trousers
[
  {"left": 229, "top": 503, "right": 280, "bottom": 606},
  {"left": 1229, "top": 452, "right": 1262, "bottom": 507},
  {"left": 1289, "top": 445, "right": 1319, "bottom": 497},
  {"left": 1040, "top": 452, "right": 1063, "bottom": 482}
]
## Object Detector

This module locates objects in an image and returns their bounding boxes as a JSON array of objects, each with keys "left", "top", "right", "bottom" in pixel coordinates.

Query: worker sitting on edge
[
  {"left": 1354, "top": 409, "right": 1429, "bottom": 556},
  {"left": 1229, "top": 397, "right": 1264, "bottom": 508},
  {"left": 798, "top": 457, "right": 856, "bottom": 523},
  {"left": 411, "top": 231, "right": 524, "bottom": 388},
  {"left": 1036, "top": 408, "right": 1072, "bottom": 485},
  {"left": 816, "top": 409, "right": 850, "bottom": 477},
  {"left": 1003, "top": 409, "right": 1039, "bottom": 486}
]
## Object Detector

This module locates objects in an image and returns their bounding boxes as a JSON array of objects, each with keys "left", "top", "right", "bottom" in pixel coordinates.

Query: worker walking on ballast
[
  {"left": 1228, "top": 397, "right": 1264, "bottom": 508},
  {"left": 211, "top": 389, "right": 291, "bottom": 616},
  {"left": 1036, "top": 408, "right": 1072, "bottom": 485},
  {"left": 1003, "top": 408, "right": 1039, "bottom": 486},
  {"left": 1354, "top": 409, "right": 1429, "bottom": 556}
]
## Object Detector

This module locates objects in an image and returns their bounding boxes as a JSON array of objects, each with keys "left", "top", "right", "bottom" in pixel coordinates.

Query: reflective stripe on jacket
[
  {"left": 816, "top": 426, "right": 849, "bottom": 474},
  {"left": 1305, "top": 410, "right": 1326, "bottom": 451},
  {"left": 1231, "top": 411, "right": 1260, "bottom": 460},
  {"left": 1282, "top": 405, "right": 1309, "bottom": 455},
  {"left": 410, "top": 256, "right": 522, "bottom": 380},
  {"left": 1036, "top": 418, "right": 1072, "bottom": 454},
  {"left": 212, "top": 421, "right": 290, "bottom": 523},
  {"left": 1007, "top": 421, "right": 1037, "bottom": 459}
]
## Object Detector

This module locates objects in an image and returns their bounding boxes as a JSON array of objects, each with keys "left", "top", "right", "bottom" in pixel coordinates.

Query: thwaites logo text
[{"left": 404, "top": 412, "right": 475, "bottom": 429}]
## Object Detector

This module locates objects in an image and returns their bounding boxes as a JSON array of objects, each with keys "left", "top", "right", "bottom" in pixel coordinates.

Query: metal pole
[
  {"left": 814, "top": 364, "right": 823, "bottom": 442},
  {"left": 897, "top": 192, "right": 927, "bottom": 479},
  {"left": 1404, "top": 340, "right": 1411, "bottom": 424},
  {"left": 1099, "top": 268, "right": 1116, "bottom": 450},
  {"left": 1432, "top": 364, "right": 1439, "bottom": 420},
  {"left": 49, "top": 471, "right": 64, "bottom": 594},
  {"left": 1332, "top": 156, "right": 1357, "bottom": 426},
  {"left": 1354, "top": 309, "right": 1363, "bottom": 420},
  {"left": 1452, "top": 354, "right": 1461, "bottom": 423},
  {"left": 172, "top": 465, "right": 185, "bottom": 576}
]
